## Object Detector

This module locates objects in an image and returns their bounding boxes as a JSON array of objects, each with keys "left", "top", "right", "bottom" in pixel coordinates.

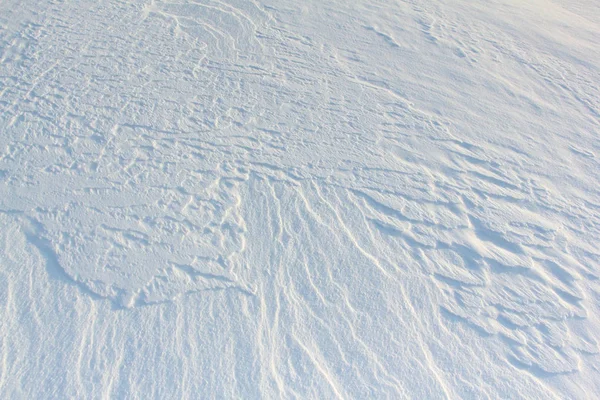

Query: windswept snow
[{"left": 1, "top": 0, "right": 600, "bottom": 398}]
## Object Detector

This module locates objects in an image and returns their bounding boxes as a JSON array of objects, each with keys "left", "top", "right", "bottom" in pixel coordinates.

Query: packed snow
[{"left": 1, "top": 0, "right": 600, "bottom": 398}]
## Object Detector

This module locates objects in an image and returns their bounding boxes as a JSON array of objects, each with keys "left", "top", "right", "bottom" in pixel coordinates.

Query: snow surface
[{"left": 1, "top": 0, "right": 600, "bottom": 398}]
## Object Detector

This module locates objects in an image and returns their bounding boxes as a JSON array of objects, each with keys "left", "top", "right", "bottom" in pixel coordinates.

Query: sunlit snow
[{"left": 1, "top": 0, "right": 599, "bottom": 398}]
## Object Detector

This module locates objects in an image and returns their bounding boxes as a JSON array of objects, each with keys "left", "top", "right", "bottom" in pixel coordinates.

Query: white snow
[{"left": 1, "top": 0, "right": 599, "bottom": 398}]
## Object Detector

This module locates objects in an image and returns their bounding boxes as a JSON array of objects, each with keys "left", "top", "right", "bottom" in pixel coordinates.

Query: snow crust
[{"left": 1, "top": 0, "right": 599, "bottom": 398}]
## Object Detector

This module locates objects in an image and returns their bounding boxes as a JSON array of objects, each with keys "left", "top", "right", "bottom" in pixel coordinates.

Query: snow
[{"left": 1, "top": 0, "right": 599, "bottom": 398}]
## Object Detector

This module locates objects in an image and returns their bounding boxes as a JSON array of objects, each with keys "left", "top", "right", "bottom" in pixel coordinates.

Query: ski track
[{"left": 1, "top": 0, "right": 599, "bottom": 398}]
